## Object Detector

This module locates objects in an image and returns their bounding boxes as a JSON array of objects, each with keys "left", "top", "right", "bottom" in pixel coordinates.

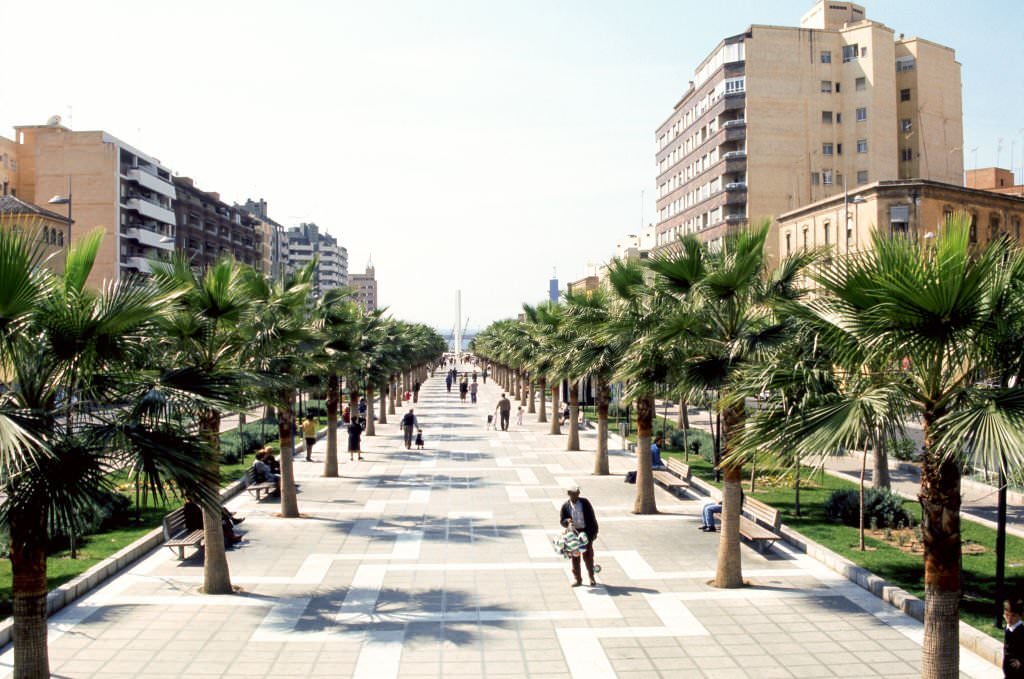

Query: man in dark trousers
[
  {"left": 401, "top": 408, "right": 418, "bottom": 450},
  {"left": 496, "top": 393, "right": 512, "bottom": 431},
  {"left": 559, "top": 486, "right": 599, "bottom": 587}
]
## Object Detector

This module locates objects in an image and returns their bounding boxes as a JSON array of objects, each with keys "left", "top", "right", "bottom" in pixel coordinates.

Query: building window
[
  {"left": 901, "top": 119, "right": 913, "bottom": 133},
  {"left": 821, "top": 50, "right": 832, "bottom": 64},
  {"left": 855, "top": 77, "right": 866, "bottom": 91},
  {"left": 836, "top": 143, "right": 843, "bottom": 155},
  {"left": 803, "top": 228, "right": 809, "bottom": 250},
  {"left": 822, "top": 111, "right": 833, "bottom": 124},
  {"left": 786, "top": 233, "right": 792, "bottom": 256},
  {"left": 896, "top": 57, "right": 916, "bottom": 72},
  {"left": 890, "top": 205, "right": 910, "bottom": 236},
  {"left": 821, "top": 80, "right": 833, "bottom": 93},
  {"left": 724, "top": 77, "right": 745, "bottom": 94},
  {"left": 969, "top": 214, "right": 978, "bottom": 243},
  {"left": 824, "top": 222, "right": 831, "bottom": 245},
  {"left": 1013, "top": 217, "right": 1021, "bottom": 240},
  {"left": 811, "top": 172, "right": 820, "bottom": 185},
  {"left": 857, "top": 170, "right": 869, "bottom": 185},
  {"left": 900, "top": 88, "right": 911, "bottom": 101},
  {"left": 823, "top": 170, "right": 834, "bottom": 185},
  {"left": 857, "top": 139, "right": 868, "bottom": 153},
  {"left": 856, "top": 107, "right": 867, "bottom": 121},
  {"left": 835, "top": 112, "right": 842, "bottom": 123},
  {"left": 835, "top": 82, "right": 841, "bottom": 93},
  {"left": 823, "top": 143, "right": 834, "bottom": 156},
  {"left": 842, "top": 44, "right": 859, "bottom": 62},
  {"left": 861, "top": 46, "right": 868, "bottom": 57},
  {"left": 901, "top": 148, "right": 914, "bottom": 161}
]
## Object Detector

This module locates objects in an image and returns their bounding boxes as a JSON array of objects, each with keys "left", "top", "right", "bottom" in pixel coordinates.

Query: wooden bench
[
  {"left": 162, "top": 507, "right": 203, "bottom": 560},
  {"left": 737, "top": 497, "right": 781, "bottom": 552},
  {"left": 245, "top": 468, "right": 278, "bottom": 501},
  {"left": 653, "top": 458, "right": 691, "bottom": 495}
]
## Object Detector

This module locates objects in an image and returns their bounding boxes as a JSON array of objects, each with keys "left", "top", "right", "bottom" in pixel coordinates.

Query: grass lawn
[{"left": 664, "top": 450, "right": 1021, "bottom": 640}]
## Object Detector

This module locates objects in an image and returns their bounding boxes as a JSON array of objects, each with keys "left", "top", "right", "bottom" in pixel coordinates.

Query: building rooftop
[{"left": 0, "top": 195, "right": 72, "bottom": 223}]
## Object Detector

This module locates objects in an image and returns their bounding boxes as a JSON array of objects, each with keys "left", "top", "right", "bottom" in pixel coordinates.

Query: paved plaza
[{"left": 0, "top": 370, "right": 1002, "bottom": 678}]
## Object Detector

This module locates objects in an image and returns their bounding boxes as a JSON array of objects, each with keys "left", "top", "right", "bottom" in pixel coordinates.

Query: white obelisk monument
[{"left": 455, "top": 290, "right": 462, "bottom": 363}]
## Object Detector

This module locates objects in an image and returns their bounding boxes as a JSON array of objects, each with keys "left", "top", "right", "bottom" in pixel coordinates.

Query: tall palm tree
[
  {"left": 314, "top": 288, "right": 360, "bottom": 478},
  {"left": 649, "top": 225, "right": 813, "bottom": 580},
  {"left": 151, "top": 254, "right": 261, "bottom": 595},
  {"left": 561, "top": 288, "right": 618, "bottom": 474},
  {"left": 244, "top": 263, "right": 317, "bottom": 518},
  {"left": 0, "top": 228, "right": 217, "bottom": 678},
  {"left": 774, "top": 216, "right": 1024, "bottom": 678}
]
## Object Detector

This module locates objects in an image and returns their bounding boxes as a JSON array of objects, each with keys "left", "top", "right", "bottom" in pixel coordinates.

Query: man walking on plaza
[
  {"left": 496, "top": 393, "right": 512, "bottom": 431},
  {"left": 469, "top": 380, "right": 478, "bottom": 404},
  {"left": 559, "top": 486, "right": 599, "bottom": 587},
  {"left": 401, "top": 408, "right": 418, "bottom": 450},
  {"left": 301, "top": 414, "right": 318, "bottom": 462}
]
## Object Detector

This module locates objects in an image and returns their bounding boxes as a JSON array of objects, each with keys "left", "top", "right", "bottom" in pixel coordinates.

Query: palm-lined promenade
[{"left": 0, "top": 370, "right": 1000, "bottom": 678}]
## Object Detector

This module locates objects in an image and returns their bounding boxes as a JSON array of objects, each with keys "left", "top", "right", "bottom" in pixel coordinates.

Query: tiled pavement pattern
[{"left": 0, "top": 369, "right": 1001, "bottom": 678}]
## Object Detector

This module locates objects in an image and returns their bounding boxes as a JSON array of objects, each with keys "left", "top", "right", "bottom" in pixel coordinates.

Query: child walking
[{"left": 415, "top": 429, "right": 425, "bottom": 450}]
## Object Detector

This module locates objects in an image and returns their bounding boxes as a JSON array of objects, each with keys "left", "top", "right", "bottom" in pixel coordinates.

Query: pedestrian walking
[
  {"left": 559, "top": 486, "right": 599, "bottom": 587},
  {"left": 469, "top": 381, "right": 478, "bottom": 404},
  {"left": 347, "top": 419, "right": 364, "bottom": 461},
  {"left": 301, "top": 414, "right": 318, "bottom": 462},
  {"left": 445, "top": 373, "right": 453, "bottom": 393},
  {"left": 496, "top": 393, "right": 512, "bottom": 431},
  {"left": 482, "top": 368, "right": 488, "bottom": 384},
  {"left": 401, "top": 408, "right": 418, "bottom": 450},
  {"left": 516, "top": 406, "right": 524, "bottom": 426},
  {"left": 413, "top": 380, "right": 421, "bottom": 403},
  {"left": 459, "top": 379, "right": 469, "bottom": 402},
  {"left": 415, "top": 429, "right": 425, "bottom": 450}
]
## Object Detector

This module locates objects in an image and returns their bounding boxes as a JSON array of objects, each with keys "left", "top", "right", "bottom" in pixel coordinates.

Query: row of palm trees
[
  {"left": 0, "top": 227, "right": 445, "bottom": 678},
  {"left": 472, "top": 214, "right": 1024, "bottom": 679}
]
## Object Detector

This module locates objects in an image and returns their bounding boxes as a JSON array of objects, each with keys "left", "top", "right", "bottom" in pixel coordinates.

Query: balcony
[
  {"left": 123, "top": 256, "right": 153, "bottom": 274},
  {"left": 123, "top": 227, "right": 175, "bottom": 251},
  {"left": 725, "top": 214, "right": 747, "bottom": 224},
  {"left": 725, "top": 191, "right": 747, "bottom": 206},
  {"left": 725, "top": 182, "right": 747, "bottom": 192},
  {"left": 722, "top": 150, "right": 747, "bottom": 160},
  {"left": 126, "top": 169, "right": 176, "bottom": 199},
  {"left": 722, "top": 119, "right": 746, "bottom": 129},
  {"left": 125, "top": 197, "right": 175, "bottom": 225},
  {"left": 723, "top": 92, "right": 745, "bottom": 111}
]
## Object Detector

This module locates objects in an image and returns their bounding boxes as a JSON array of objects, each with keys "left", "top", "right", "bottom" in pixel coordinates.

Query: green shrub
[
  {"left": 47, "top": 489, "right": 133, "bottom": 553},
  {"left": 889, "top": 437, "right": 918, "bottom": 462},
  {"left": 669, "top": 428, "right": 714, "bottom": 458},
  {"left": 825, "top": 487, "right": 915, "bottom": 529}
]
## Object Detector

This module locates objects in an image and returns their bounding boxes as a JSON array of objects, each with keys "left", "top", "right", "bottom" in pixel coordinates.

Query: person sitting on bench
[
  {"left": 699, "top": 489, "right": 744, "bottom": 532},
  {"left": 183, "top": 499, "right": 243, "bottom": 545},
  {"left": 252, "top": 452, "right": 281, "bottom": 494}
]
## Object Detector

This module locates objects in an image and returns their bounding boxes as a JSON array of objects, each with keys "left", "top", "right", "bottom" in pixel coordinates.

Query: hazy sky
[{"left": 1, "top": 0, "right": 1021, "bottom": 331}]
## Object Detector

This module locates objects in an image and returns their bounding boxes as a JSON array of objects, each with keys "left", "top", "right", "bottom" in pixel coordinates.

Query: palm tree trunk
[
  {"left": 388, "top": 379, "right": 397, "bottom": 415},
  {"left": 365, "top": 386, "right": 376, "bottom": 436},
  {"left": 10, "top": 512, "right": 49, "bottom": 679},
  {"left": 538, "top": 377, "right": 547, "bottom": 422},
  {"left": 714, "top": 404, "right": 745, "bottom": 588},
  {"left": 594, "top": 378, "right": 610, "bottom": 475},
  {"left": 324, "top": 373, "right": 340, "bottom": 477},
  {"left": 549, "top": 383, "right": 561, "bottom": 435},
  {"left": 873, "top": 432, "right": 892, "bottom": 490},
  {"left": 378, "top": 385, "right": 387, "bottom": 424},
  {"left": 633, "top": 394, "right": 658, "bottom": 514},
  {"left": 566, "top": 381, "right": 580, "bottom": 451},
  {"left": 278, "top": 390, "right": 300, "bottom": 518},
  {"left": 920, "top": 417, "right": 961, "bottom": 679},
  {"left": 676, "top": 394, "right": 686, "bottom": 429},
  {"left": 197, "top": 409, "right": 233, "bottom": 594},
  {"left": 527, "top": 379, "right": 536, "bottom": 414}
]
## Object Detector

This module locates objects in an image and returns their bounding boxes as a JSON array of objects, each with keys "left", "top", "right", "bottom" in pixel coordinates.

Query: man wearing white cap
[{"left": 559, "top": 486, "right": 599, "bottom": 587}]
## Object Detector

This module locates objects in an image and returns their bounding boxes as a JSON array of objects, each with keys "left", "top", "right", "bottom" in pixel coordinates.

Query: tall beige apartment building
[
  {"left": 9, "top": 121, "right": 177, "bottom": 287},
  {"left": 654, "top": 1, "right": 963, "bottom": 258}
]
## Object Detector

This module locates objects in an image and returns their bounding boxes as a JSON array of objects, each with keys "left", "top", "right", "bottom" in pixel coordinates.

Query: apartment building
[
  {"left": 238, "top": 198, "right": 287, "bottom": 280},
  {"left": 777, "top": 179, "right": 1023, "bottom": 258},
  {"left": 8, "top": 120, "right": 177, "bottom": 285},
  {"left": 966, "top": 168, "right": 1024, "bottom": 197},
  {"left": 173, "top": 177, "right": 262, "bottom": 273},
  {"left": 654, "top": 1, "right": 963, "bottom": 258},
  {"left": 284, "top": 222, "right": 348, "bottom": 297},
  {"left": 348, "top": 262, "right": 378, "bottom": 311}
]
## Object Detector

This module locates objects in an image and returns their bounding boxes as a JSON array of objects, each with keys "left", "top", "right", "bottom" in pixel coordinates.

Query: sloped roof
[{"left": 0, "top": 195, "right": 72, "bottom": 223}]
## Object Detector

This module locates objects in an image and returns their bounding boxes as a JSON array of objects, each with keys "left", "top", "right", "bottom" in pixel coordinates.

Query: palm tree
[
  {"left": 152, "top": 254, "right": 260, "bottom": 595},
  {"left": 649, "top": 225, "right": 813, "bottom": 582},
  {"left": 0, "top": 228, "right": 217, "bottom": 678},
  {"left": 776, "top": 216, "right": 1024, "bottom": 677},
  {"left": 561, "top": 288, "right": 618, "bottom": 474},
  {"left": 315, "top": 288, "right": 360, "bottom": 478},
  {"left": 245, "top": 263, "right": 317, "bottom": 518}
]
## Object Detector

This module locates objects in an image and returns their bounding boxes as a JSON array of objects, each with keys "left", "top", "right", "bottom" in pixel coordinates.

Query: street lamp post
[{"left": 47, "top": 177, "right": 73, "bottom": 245}]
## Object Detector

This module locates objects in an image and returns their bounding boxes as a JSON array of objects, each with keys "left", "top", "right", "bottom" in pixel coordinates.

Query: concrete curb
[
  {"left": 0, "top": 477, "right": 247, "bottom": 649},
  {"left": 679, "top": 472, "right": 1003, "bottom": 668}
]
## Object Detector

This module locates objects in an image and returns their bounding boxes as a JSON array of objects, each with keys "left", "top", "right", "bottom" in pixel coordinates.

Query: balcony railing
[
  {"left": 722, "top": 151, "right": 747, "bottom": 160},
  {"left": 725, "top": 182, "right": 747, "bottom": 191},
  {"left": 722, "top": 119, "right": 746, "bottom": 129}
]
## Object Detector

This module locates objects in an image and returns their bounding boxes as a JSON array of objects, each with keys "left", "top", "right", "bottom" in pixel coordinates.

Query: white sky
[{"left": 1, "top": 0, "right": 1020, "bottom": 331}]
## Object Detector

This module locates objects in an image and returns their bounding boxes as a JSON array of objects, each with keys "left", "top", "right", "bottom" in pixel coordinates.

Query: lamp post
[
  {"left": 847, "top": 195, "right": 865, "bottom": 254},
  {"left": 47, "top": 177, "right": 72, "bottom": 245}
]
